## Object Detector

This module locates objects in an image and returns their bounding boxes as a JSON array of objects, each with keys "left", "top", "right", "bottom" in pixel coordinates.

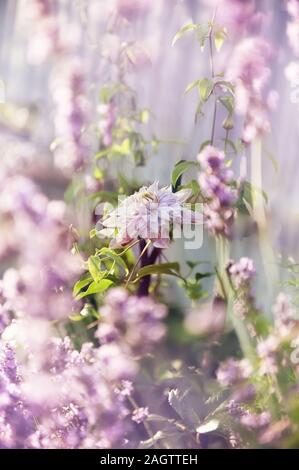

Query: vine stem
[
  {"left": 125, "top": 240, "right": 151, "bottom": 287},
  {"left": 224, "top": 129, "right": 230, "bottom": 153},
  {"left": 137, "top": 245, "right": 161, "bottom": 297},
  {"left": 209, "top": 10, "right": 217, "bottom": 145},
  {"left": 211, "top": 99, "right": 218, "bottom": 146}
]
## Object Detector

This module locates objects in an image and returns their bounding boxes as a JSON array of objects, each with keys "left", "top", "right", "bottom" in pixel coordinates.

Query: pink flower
[
  {"left": 216, "top": 358, "right": 252, "bottom": 387},
  {"left": 285, "top": 60, "right": 299, "bottom": 83},
  {"left": 226, "top": 37, "right": 274, "bottom": 142},
  {"left": 117, "top": 0, "right": 150, "bottom": 21},
  {"left": 286, "top": 0, "right": 299, "bottom": 18},
  {"left": 287, "top": 21, "right": 299, "bottom": 57},
  {"left": 228, "top": 257, "right": 256, "bottom": 288},
  {"left": 272, "top": 293, "right": 297, "bottom": 337},
  {"left": 98, "top": 103, "right": 116, "bottom": 148},
  {"left": 99, "top": 182, "right": 200, "bottom": 248},
  {"left": 240, "top": 411, "right": 271, "bottom": 429},
  {"left": 132, "top": 407, "right": 149, "bottom": 423},
  {"left": 202, "top": 0, "right": 263, "bottom": 36}
]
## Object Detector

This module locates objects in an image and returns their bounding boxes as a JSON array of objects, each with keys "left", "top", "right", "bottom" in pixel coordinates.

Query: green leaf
[
  {"left": 195, "top": 271, "right": 213, "bottom": 281},
  {"left": 219, "top": 95, "right": 234, "bottom": 114},
  {"left": 89, "top": 228, "right": 97, "bottom": 239},
  {"left": 87, "top": 256, "right": 107, "bottom": 282},
  {"left": 239, "top": 181, "right": 268, "bottom": 213},
  {"left": 171, "top": 160, "right": 197, "bottom": 190},
  {"left": 171, "top": 23, "right": 198, "bottom": 46},
  {"left": 94, "top": 148, "right": 110, "bottom": 160},
  {"left": 215, "top": 80, "right": 235, "bottom": 95},
  {"left": 99, "top": 84, "right": 119, "bottom": 103},
  {"left": 214, "top": 27, "right": 227, "bottom": 51},
  {"left": 99, "top": 247, "right": 129, "bottom": 275},
  {"left": 196, "top": 23, "right": 210, "bottom": 49},
  {"left": 75, "top": 279, "right": 114, "bottom": 300},
  {"left": 199, "top": 140, "right": 212, "bottom": 152},
  {"left": 73, "top": 275, "right": 92, "bottom": 297},
  {"left": 140, "top": 109, "right": 149, "bottom": 123},
  {"left": 184, "top": 79, "right": 200, "bottom": 94},
  {"left": 221, "top": 138, "right": 237, "bottom": 154},
  {"left": 199, "top": 78, "right": 213, "bottom": 101},
  {"left": 88, "top": 256, "right": 100, "bottom": 282},
  {"left": 88, "top": 191, "right": 118, "bottom": 203},
  {"left": 69, "top": 314, "right": 84, "bottom": 322},
  {"left": 264, "top": 147, "right": 279, "bottom": 173},
  {"left": 133, "top": 263, "right": 181, "bottom": 282},
  {"left": 112, "top": 138, "right": 131, "bottom": 156},
  {"left": 186, "top": 261, "right": 201, "bottom": 269},
  {"left": 181, "top": 179, "right": 201, "bottom": 198}
]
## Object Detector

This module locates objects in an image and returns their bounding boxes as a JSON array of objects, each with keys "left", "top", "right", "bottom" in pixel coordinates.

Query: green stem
[
  {"left": 208, "top": 19, "right": 218, "bottom": 146},
  {"left": 224, "top": 129, "right": 230, "bottom": 153},
  {"left": 128, "top": 395, "right": 160, "bottom": 449},
  {"left": 211, "top": 99, "right": 218, "bottom": 145},
  {"left": 125, "top": 240, "right": 151, "bottom": 287},
  {"left": 215, "top": 236, "right": 256, "bottom": 363}
]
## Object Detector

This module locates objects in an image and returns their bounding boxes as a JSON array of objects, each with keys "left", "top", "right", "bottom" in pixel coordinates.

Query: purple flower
[
  {"left": 216, "top": 358, "right": 252, "bottom": 387},
  {"left": 51, "top": 58, "right": 90, "bottom": 172},
  {"left": 257, "top": 336, "right": 278, "bottom": 375},
  {"left": 231, "top": 384, "right": 256, "bottom": 403},
  {"left": 226, "top": 37, "right": 274, "bottom": 143},
  {"left": 202, "top": 0, "right": 260, "bottom": 36},
  {"left": 198, "top": 146, "right": 238, "bottom": 237},
  {"left": 26, "top": 1, "right": 66, "bottom": 64},
  {"left": 98, "top": 103, "right": 116, "bottom": 148},
  {"left": 115, "top": 380, "right": 134, "bottom": 397},
  {"left": 117, "top": 0, "right": 150, "bottom": 21},
  {"left": 240, "top": 411, "right": 271, "bottom": 430},
  {"left": 132, "top": 406, "right": 149, "bottom": 423},
  {"left": 96, "top": 288, "right": 167, "bottom": 355},
  {"left": 228, "top": 257, "right": 256, "bottom": 289},
  {"left": 272, "top": 292, "right": 297, "bottom": 337},
  {"left": 286, "top": 2, "right": 299, "bottom": 57},
  {"left": 0, "top": 176, "right": 82, "bottom": 320},
  {"left": 226, "top": 400, "right": 247, "bottom": 417}
]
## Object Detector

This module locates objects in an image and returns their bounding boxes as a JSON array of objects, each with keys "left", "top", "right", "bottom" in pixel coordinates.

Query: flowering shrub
[{"left": 1, "top": 0, "right": 299, "bottom": 450}]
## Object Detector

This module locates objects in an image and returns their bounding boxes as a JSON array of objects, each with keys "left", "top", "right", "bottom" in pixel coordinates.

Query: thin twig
[{"left": 126, "top": 240, "right": 151, "bottom": 287}]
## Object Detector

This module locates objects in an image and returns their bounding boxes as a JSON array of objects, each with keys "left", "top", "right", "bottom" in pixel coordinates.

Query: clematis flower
[{"left": 98, "top": 181, "right": 200, "bottom": 248}]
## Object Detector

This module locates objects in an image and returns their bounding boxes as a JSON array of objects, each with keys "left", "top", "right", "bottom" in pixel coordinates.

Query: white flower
[{"left": 98, "top": 181, "right": 200, "bottom": 248}]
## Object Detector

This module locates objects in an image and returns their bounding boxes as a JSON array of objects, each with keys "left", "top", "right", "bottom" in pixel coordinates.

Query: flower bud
[{"left": 222, "top": 115, "right": 234, "bottom": 130}]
